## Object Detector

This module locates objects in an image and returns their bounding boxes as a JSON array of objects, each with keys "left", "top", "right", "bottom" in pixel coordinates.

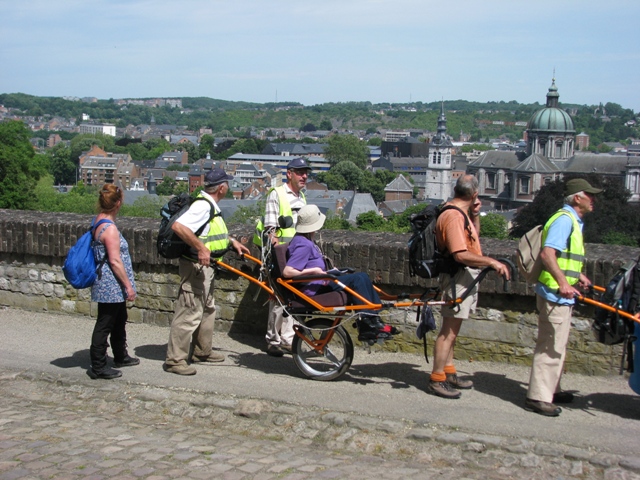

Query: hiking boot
[
  {"left": 114, "top": 355, "right": 140, "bottom": 368},
  {"left": 552, "top": 391, "right": 574, "bottom": 404},
  {"left": 267, "top": 345, "right": 284, "bottom": 357},
  {"left": 428, "top": 380, "right": 461, "bottom": 399},
  {"left": 191, "top": 352, "right": 225, "bottom": 363},
  {"left": 88, "top": 367, "right": 122, "bottom": 380},
  {"left": 446, "top": 373, "right": 473, "bottom": 390},
  {"left": 525, "top": 398, "right": 561, "bottom": 416},
  {"left": 163, "top": 363, "right": 197, "bottom": 376}
]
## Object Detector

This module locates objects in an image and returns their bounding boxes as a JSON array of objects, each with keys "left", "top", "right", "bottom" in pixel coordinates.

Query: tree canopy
[
  {"left": 0, "top": 121, "right": 40, "bottom": 209},
  {"left": 48, "top": 143, "right": 76, "bottom": 185},
  {"left": 510, "top": 175, "right": 640, "bottom": 246},
  {"left": 324, "top": 134, "right": 369, "bottom": 169}
]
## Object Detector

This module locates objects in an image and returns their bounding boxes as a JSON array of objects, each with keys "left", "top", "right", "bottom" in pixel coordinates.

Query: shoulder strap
[
  {"left": 192, "top": 197, "right": 220, "bottom": 236},
  {"left": 547, "top": 209, "right": 576, "bottom": 251},
  {"left": 439, "top": 205, "right": 471, "bottom": 234},
  {"left": 91, "top": 219, "right": 115, "bottom": 241},
  {"left": 91, "top": 218, "right": 114, "bottom": 233},
  {"left": 90, "top": 218, "right": 114, "bottom": 271}
]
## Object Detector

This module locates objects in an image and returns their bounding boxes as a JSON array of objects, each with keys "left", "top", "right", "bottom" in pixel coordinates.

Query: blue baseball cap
[
  {"left": 204, "top": 168, "right": 234, "bottom": 186},
  {"left": 286, "top": 157, "right": 311, "bottom": 170}
]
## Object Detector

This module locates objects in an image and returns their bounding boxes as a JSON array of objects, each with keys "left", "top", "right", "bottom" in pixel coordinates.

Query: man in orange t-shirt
[{"left": 428, "top": 174, "right": 510, "bottom": 399}]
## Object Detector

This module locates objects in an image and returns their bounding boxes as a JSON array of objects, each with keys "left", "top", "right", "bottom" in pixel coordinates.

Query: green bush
[
  {"left": 324, "top": 212, "right": 351, "bottom": 231},
  {"left": 355, "top": 211, "right": 386, "bottom": 231},
  {"left": 480, "top": 213, "right": 508, "bottom": 240},
  {"left": 601, "top": 231, "right": 638, "bottom": 247}
]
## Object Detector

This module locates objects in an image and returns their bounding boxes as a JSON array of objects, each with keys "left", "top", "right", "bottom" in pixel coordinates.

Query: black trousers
[{"left": 90, "top": 302, "right": 128, "bottom": 372}]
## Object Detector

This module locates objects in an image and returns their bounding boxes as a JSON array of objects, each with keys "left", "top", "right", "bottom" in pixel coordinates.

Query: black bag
[
  {"left": 407, "top": 204, "right": 468, "bottom": 279},
  {"left": 415, "top": 303, "right": 438, "bottom": 363},
  {"left": 156, "top": 193, "right": 217, "bottom": 259},
  {"left": 592, "top": 259, "right": 639, "bottom": 346}
]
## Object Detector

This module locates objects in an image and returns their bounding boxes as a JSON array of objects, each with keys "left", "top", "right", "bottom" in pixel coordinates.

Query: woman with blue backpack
[{"left": 88, "top": 184, "right": 138, "bottom": 380}]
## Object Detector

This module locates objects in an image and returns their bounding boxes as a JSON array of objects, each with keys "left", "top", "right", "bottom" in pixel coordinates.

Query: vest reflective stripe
[
  {"left": 197, "top": 194, "right": 229, "bottom": 260},
  {"left": 253, "top": 186, "right": 305, "bottom": 246},
  {"left": 538, "top": 210, "right": 584, "bottom": 289},
  {"left": 558, "top": 251, "right": 585, "bottom": 262}
]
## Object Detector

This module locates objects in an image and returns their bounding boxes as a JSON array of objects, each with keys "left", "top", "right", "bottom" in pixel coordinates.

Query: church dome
[{"left": 527, "top": 79, "right": 575, "bottom": 133}]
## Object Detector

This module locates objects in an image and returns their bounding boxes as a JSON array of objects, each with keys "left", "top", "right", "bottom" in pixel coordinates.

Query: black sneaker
[
  {"left": 428, "top": 380, "right": 461, "bottom": 399},
  {"left": 552, "top": 391, "right": 574, "bottom": 404},
  {"left": 357, "top": 316, "right": 396, "bottom": 341},
  {"left": 114, "top": 355, "right": 140, "bottom": 368},
  {"left": 88, "top": 367, "right": 122, "bottom": 380}
]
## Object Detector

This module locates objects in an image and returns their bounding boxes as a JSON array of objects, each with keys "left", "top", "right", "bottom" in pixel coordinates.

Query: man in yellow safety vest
[
  {"left": 163, "top": 168, "right": 249, "bottom": 376},
  {"left": 260, "top": 157, "right": 310, "bottom": 357},
  {"left": 525, "top": 178, "right": 602, "bottom": 416}
]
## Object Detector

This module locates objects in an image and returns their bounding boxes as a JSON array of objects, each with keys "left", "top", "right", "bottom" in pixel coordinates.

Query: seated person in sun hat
[{"left": 282, "top": 204, "right": 398, "bottom": 340}]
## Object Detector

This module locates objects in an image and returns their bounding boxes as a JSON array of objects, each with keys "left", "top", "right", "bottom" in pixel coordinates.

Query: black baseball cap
[
  {"left": 286, "top": 157, "right": 311, "bottom": 170},
  {"left": 204, "top": 168, "right": 234, "bottom": 186}
]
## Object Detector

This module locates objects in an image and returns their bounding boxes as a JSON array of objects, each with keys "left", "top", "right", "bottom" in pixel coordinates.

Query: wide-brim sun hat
[{"left": 296, "top": 204, "right": 326, "bottom": 233}]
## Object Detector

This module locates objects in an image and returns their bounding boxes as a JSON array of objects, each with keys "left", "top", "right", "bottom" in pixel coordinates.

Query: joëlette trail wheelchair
[{"left": 213, "top": 239, "right": 514, "bottom": 382}]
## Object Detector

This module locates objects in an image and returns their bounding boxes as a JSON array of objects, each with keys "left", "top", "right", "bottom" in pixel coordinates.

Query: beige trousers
[
  {"left": 165, "top": 259, "right": 216, "bottom": 367},
  {"left": 265, "top": 300, "right": 295, "bottom": 347},
  {"left": 527, "top": 295, "right": 573, "bottom": 403}
]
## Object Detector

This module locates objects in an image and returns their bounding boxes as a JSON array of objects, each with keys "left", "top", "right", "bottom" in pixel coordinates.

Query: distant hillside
[{"left": 1, "top": 92, "right": 636, "bottom": 144}]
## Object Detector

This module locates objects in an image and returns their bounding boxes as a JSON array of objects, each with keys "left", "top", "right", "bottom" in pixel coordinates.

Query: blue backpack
[{"left": 63, "top": 218, "right": 113, "bottom": 289}]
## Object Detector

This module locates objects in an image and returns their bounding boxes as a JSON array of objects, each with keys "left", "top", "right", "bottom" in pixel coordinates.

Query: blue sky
[{"left": 1, "top": 0, "right": 638, "bottom": 111}]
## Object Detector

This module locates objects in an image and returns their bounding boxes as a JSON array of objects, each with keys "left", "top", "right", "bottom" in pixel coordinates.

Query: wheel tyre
[{"left": 292, "top": 317, "right": 354, "bottom": 381}]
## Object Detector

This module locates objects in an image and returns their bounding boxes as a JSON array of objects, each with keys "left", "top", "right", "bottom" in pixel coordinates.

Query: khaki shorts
[{"left": 439, "top": 267, "right": 480, "bottom": 319}]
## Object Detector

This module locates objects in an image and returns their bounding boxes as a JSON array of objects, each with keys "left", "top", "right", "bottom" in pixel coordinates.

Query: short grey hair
[
  {"left": 453, "top": 175, "right": 479, "bottom": 200},
  {"left": 565, "top": 191, "right": 582, "bottom": 205},
  {"left": 204, "top": 183, "right": 225, "bottom": 195}
]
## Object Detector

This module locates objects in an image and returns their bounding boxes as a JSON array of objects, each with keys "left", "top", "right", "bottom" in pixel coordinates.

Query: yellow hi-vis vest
[
  {"left": 537, "top": 209, "right": 584, "bottom": 289},
  {"left": 197, "top": 194, "right": 229, "bottom": 261},
  {"left": 253, "top": 186, "right": 305, "bottom": 247}
]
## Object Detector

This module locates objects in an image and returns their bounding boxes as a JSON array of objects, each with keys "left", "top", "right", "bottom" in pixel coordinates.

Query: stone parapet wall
[{"left": 1, "top": 209, "right": 638, "bottom": 376}]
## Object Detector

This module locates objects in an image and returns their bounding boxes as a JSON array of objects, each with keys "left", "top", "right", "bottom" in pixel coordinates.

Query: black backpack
[
  {"left": 407, "top": 204, "right": 468, "bottom": 279},
  {"left": 157, "top": 193, "right": 217, "bottom": 259},
  {"left": 592, "top": 259, "right": 639, "bottom": 346}
]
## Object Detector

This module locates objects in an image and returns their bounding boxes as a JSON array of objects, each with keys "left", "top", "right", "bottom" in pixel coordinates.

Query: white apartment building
[{"left": 79, "top": 123, "right": 116, "bottom": 137}]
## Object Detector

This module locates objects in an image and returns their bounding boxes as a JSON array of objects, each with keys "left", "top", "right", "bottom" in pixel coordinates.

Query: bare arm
[
  {"left": 469, "top": 197, "right": 481, "bottom": 233},
  {"left": 449, "top": 198, "right": 509, "bottom": 279},
  {"left": 101, "top": 225, "right": 136, "bottom": 301},
  {"left": 282, "top": 265, "right": 325, "bottom": 279},
  {"left": 539, "top": 246, "right": 583, "bottom": 298},
  {"left": 230, "top": 237, "right": 250, "bottom": 256},
  {"left": 452, "top": 250, "right": 510, "bottom": 279}
]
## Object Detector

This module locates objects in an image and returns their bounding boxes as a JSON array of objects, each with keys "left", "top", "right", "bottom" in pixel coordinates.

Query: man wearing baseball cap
[
  {"left": 257, "top": 157, "right": 311, "bottom": 357},
  {"left": 164, "top": 167, "right": 249, "bottom": 375},
  {"left": 525, "top": 178, "right": 602, "bottom": 416}
]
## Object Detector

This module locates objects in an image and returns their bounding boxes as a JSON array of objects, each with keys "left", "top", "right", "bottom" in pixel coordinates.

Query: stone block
[
  {"left": 0, "top": 290, "right": 47, "bottom": 311},
  {"left": 45, "top": 297, "right": 62, "bottom": 312},
  {"left": 459, "top": 319, "right": 519, "bottom": 344}
]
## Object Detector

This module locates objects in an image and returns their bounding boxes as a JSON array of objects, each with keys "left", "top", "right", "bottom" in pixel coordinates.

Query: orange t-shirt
[{"left": 436, "top": 205, "right": 482, "bottom": 257}]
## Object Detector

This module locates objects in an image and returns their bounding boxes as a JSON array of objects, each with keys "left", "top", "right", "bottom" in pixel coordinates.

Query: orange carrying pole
[{"left": 577, "top": 295, "right": 640, "bottom": 324}]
